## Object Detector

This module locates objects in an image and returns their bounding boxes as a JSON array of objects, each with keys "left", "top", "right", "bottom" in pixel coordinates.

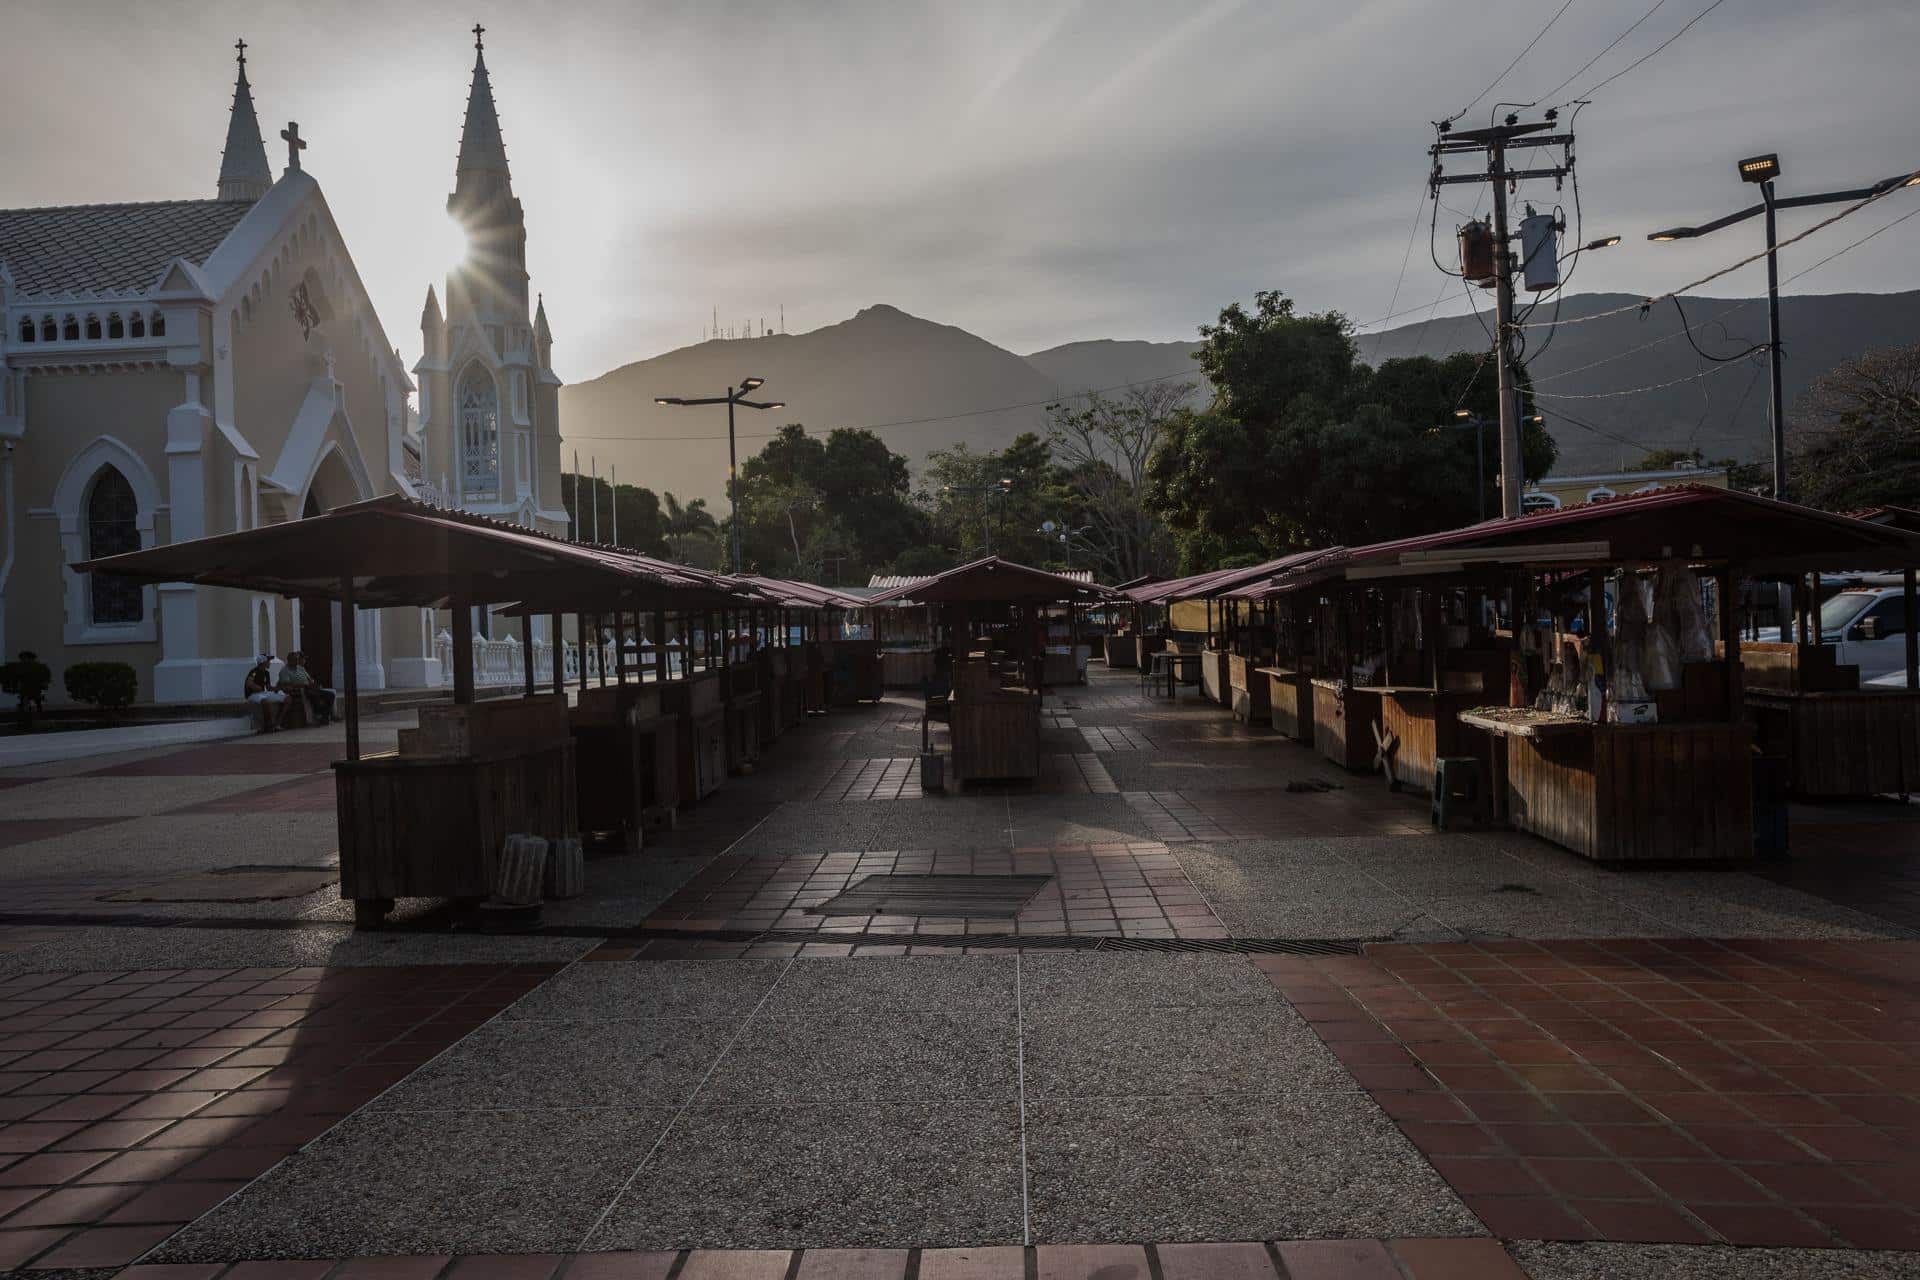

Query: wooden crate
[
  {"left": 1104, "top": 635, "right": 1138, "bottom": 669},
  {"left": 1263, "top": 668, "right": 1312, "bottom": 740},
  {"left": 1504, "top": 722, "right": 1753, "bottom": 863},
  {"left": 336, "top": 737, "right": 577, "bottom": 928},
  {"left": 1745, "top": 688, "right": 1920, "bottom": 797},
  {"left": 1229, "top": 654, "right": 1271, "bottom": 725},
  {"left": 1312, "top": 680, "right": 1383, "bottom": 773}
]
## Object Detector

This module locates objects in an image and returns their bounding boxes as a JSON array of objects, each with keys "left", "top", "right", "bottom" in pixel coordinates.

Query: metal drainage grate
[{"left": 809, "top": 873, "right": 1053, "bottom": 918}]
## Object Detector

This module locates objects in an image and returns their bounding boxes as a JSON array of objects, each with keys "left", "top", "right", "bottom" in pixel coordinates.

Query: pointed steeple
[
  {"left": 421, "top": 283, "right": 443, "bottom": 329},
  {"left": 533, "top": 293, "right": 551, "bottom": 342},
  {"left": 217, "top": 39, "right": 273, "bottom": 202},
  {"left": 453, "top": 24, "right": 511, "bottom": 198}
]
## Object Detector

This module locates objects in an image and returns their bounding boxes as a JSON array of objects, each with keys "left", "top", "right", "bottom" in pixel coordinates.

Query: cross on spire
[
  {"left": 234, "top": 37, "right": 247, "bottom": 65},
  {"left": 472, "top": 22, "right": 485, "bottom": 50},
  {"left": 280, "top": 121, "right": 306, "bottom": 171}
]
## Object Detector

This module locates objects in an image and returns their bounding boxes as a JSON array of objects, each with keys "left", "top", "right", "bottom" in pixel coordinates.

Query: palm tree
[{"left": 662, "top": 492, "right": 718, "bottom": 537}]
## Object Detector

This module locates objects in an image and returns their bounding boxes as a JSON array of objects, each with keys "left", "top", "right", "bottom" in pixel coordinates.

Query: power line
[
  {"left": 559, "top": 365, "right": 1208, "bottom": 445},
  {"left": 1538, "top": 402, "right": 1668, "bottom": 457},
  {"left": 1515, "top": 167, "right": 1920, "bottom": 329},
  {"left": 1529, "top": 357, "right": 1756, "bottom": 401},
  {"left": 1529, "top": 0, "right": 1668, "bottom": 106},
  {"left": 1445, "top": 0, "right": 1579, "bottom": 123},
  {"left": 1562, "top": 0, "right": 1731, "bottom": 104},
  {"left": 1781, "top": 202, "right": 1920, "bottom": 286}
]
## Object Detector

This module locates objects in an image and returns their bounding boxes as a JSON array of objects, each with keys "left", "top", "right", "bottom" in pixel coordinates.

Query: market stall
[
  {"left": 864, "top": 557, "right": 1111, "bottom": 784},
  {"left": 78, "top": 495, "right": 737, "bottom": 926}
]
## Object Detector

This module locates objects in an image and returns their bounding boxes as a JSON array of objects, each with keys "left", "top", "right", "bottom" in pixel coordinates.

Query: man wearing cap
[{"left": 243, "top": 655, "right": 288, "bottom": 732}]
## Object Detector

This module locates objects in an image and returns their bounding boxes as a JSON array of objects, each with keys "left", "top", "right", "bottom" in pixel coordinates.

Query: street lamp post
[
  {"left": 656, "top": 378, "right": 785, "bottom": 574},
  {"left": 1437, "top": 411, "right": 1545, "bottom": 521},
  {"left": 1648, "top": 154, "right": 1919, "bottom": 501},
  {"left": 943, "top": 478, "right": 1013, "bottom": 554}
]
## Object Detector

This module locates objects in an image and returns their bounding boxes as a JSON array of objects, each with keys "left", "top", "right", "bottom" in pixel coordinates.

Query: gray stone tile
[
  {"left": 0, "top": 773, "right": 301, "bottom": 818},
  {"left": 588, "top": 1102, "right": 1023, "bottom": 1250},
  {"left": 150, "top": 1106, "right": 673, "bottom": 1260},
  {"left": 501, "top": 960, "right": 789, "bottom": 1022},
  {"left": 0, "top": 924, "right": 596, "bottom": 977},
  {"left": 704, "top": 1009, "right": 1017, "bottom": 1103},
  {"left": 1024, "top": 1093, "right": 1480, "bottom": 1243},
  {"left": 1006, "top": 795, "right": 1153, "bottom": 845},
  {"left": 766, "top": 956, "right": 1017, "bottom": 1014},
  {"left": 370, "top": 1017, "right": 734, "bottom": 1110},
  {"left": 1017, "top": 954, "right": 1279, "bottom": 1011},
  {"left": 1021, "top": 1003, "right": 1354, "bottom": 1099}
]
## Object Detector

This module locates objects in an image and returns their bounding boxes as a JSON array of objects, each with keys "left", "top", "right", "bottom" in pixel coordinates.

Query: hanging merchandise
[
  {"left": 1609, "top": 574, "right": 1657, "bottom": 723},
  {"left": 1653, "top": 560, "right": 1715, "bottom": 664}
]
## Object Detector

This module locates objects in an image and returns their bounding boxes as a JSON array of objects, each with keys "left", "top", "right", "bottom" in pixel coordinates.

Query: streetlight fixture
[
  {"left": 1647, "top": 154, "right": 1920, "bottom": 501},
  {"left": 1437, "top": 410, "right": 1545, "bottom": 522},
  {"left": 654, "top": 379, "right": 786, "bottom": 573},
  {"left": 1039, "top": 520, "right": 1093, "bottom": 569}
]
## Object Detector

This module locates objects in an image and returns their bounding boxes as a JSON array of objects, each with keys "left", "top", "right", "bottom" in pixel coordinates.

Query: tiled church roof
[{"left": 0, "top": 199, "right": 252, "bottom": 297}]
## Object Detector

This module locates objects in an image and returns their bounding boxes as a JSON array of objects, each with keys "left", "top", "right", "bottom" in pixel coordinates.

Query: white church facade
[{"left": 0, "top": 29, "right": 573, "bottom": 707}]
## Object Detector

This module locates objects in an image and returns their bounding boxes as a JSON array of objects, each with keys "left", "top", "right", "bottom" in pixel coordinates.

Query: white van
[{"left": 1756, "top": 583, "right": 1911, "bottom": 684}]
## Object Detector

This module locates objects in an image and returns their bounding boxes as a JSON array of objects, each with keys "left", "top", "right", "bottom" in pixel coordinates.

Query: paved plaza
[{"left": 0, "top": 666, "right": 1916, "bottom": 1277}]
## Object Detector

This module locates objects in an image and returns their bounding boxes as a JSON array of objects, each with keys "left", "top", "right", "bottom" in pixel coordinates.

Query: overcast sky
[{"left": 9, "top": 0, "right": 1919, "bottom": 383}]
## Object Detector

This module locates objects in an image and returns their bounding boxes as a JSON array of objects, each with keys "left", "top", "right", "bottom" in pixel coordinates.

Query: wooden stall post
[
  {"left": 1907, "top": 570, "right": 1918, "bottom": 691},
  {"left": 576, "top": 614, "right": 588, "bottom": 693},
  {"left": 521, "top": 611, "right": 536, "bottom": 696},
  {"left": 340, "top": 576, "right": 361, "bottom": 762},
  {"left": 1721, "top": 567, "right": 1742, "bottom": 719},
  {"left": 450, "top": 595, "right": 475, "bottom": 706},
  {"left": 549, "top": 612, "right": 564, "bottom": 692},
  {"left": 654, "top": 610, "right": 668, "bottom": 683},
  {"left": 596, "top": 614, "right": 608, "bottom": 687}
]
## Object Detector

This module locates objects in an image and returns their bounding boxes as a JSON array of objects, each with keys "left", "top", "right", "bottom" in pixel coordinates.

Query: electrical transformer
[
  {"left": 1457, "top": 220, "right": 1496, "bottom": 287},
  {"left": 1519, "top": 207, "right": 1561, "bottom": 291}
]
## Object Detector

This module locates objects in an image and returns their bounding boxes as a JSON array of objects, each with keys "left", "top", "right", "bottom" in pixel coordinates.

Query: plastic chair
[{"left": 1431, "top": 756, "right": 1483, "bottom": 831}]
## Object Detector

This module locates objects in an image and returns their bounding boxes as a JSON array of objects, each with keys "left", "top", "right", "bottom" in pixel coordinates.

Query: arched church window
[
  {"left": 86, "top": 467, "right": 143, "bottom": 625},
  {"left": 62, "top": 315, "right": 79, "bottom": 341},
  {"left": 85, "top": 314, "right": 101, "bottom": 340},
  {"left": 150, "top": 312, "right": 166, "bottom": 338},
  {"left": 18, "top": 317, "right": 33, "bottom": 343},
  {"left": 459, "top": 368, "right": 500, "bottom": 502},
  {"left": 41, "top": 316, "right": 56, "bottom": 342},
  {"left": 107, "top": 313, "right": 124, "bottom": 340},
  {"left": 129, "top": 313, "right": 145, "bottom": 339}
]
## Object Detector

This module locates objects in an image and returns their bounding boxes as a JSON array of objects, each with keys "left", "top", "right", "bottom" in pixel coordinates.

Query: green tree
[
  {"left": 921, "top": 434, "right": 1057, "bottom": 564},
  {"left": 725, "top": 425, "right": 928, "bottom": 579},
  {"left": 1043, "top": 382, "right": 1185, "bottom": 582},
  {"left": 1787, "top": 343, "right": 1920, "bottom": 511},
  {"left": 560, "top": 473, "right": 669, "bottom": 555},
  {"left": 1144, "top": 290, "right": 1554, "bottom": 569}
]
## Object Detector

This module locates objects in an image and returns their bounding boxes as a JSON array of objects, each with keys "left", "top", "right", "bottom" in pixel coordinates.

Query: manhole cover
[
  {"left": 809, "top": 873, "right": 1052, "bottom": 918},
  {"left": 101, "top": 865, "right": 338, "bottom": 904}
]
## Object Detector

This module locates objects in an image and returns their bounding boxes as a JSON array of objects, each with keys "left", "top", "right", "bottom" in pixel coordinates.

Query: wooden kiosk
[
  {"left": 863, "top": 557, "right": 1111, "bottom": 786},
  {"left": 76, "top": 496, "right": 750, "bottom": 926}
]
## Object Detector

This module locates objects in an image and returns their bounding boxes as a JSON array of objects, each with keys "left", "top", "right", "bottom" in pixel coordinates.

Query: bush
[
  {"left": 1, "top": 652, "right": 53, "bottom": 727},
  {"left": 63, "top": 661, "right": 139, "bottom": 715}
]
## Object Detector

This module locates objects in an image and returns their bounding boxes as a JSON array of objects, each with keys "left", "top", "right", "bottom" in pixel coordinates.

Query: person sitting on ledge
[
  {"left": 277, "top": 650, "right": 335, "bottom": 724},
  {"left": 244, "top": 655, "right": 287, "bottom": 733}
]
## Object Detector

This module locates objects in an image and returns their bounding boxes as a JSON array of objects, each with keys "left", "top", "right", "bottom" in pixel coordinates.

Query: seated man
[
  {"left": 243, "top": 655, "right": 288, "bottom": 732},
  {"left": 277, "top": 650, "right": 336, "bottom": 723}
]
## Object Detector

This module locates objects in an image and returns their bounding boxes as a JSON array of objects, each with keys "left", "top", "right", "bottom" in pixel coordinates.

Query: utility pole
[{"left": 1431, "top": 114, "right": 1573, "bottom": 518}]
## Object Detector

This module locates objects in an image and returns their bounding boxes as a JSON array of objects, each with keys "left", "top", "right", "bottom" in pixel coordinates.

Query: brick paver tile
[
  {"left": 918, "top": 1245, "right": 1027, "bottom": 1279},
  {"left": 1806, "top": 1205, "right": 1920, "bottom": 1251},
  {"left": 1460, "top": 1195, "right": 1596, "bottom": 1241},
  {"left": 1036, "top": 1244, "right": 1151, "bottom": 1279},
  {"left": 331, "top": 1256, "right": 454, "bottom": 1278},
  {"left": 677, "top": 1250, "right": 795, "bottom": 1280},
  {"left": 28, "top": 1221, "right": 175, "bottom": 1267},
  {"left": 114, "top": 1266, "right": 227, "bottom": 1280},
  {"left": 224, "top": 1261, "right": 337, "bottom": 1279},
  {"left": 1272, "top": 1238, "right": 1400, "bottom": 1279},
  {"left": 443, "top": 1255, "right": 563, "bottom": 1278},
  {"left": 0, "top": 1227, "right": 66, "bottom": 1269},
  {"left": 794, "top": 1247, "right": 910, "bottom": 1279},
  {"left": 1687, "top": 1202, "right": 1838, "bottom": 1248},
  {"left": 560, "top": 1252, "right": 677, "bottom": 1279},
  {"left": 1155, "top": 1242, "right": 1276, "bottom": 1279},
  {"left": 1569, "top": 1199, "right": 1715, "bottom": 1244},
  {"left": 1390, "top": 1238, "right": 1528, "bottom": 1280}
]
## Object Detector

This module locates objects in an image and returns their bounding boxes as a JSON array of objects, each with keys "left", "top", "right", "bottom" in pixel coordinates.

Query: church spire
[
  {"left": 217, "top": 38, "right": 273, "bottom": 202},
  {"left": 453, "top": 23, "right": 511, "bottom": 197}
]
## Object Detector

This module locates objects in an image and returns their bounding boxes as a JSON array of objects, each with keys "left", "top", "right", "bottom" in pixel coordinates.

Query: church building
[
  {"left": 0, "top": 43, "right": 434, "bottom": 704},
  {"left": 415, "top": 26, "right": 568, "bottom": 541}
]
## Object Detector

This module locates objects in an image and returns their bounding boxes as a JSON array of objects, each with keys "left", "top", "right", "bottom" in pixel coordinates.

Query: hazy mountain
[
  {"left": 562, "top": 304, "right": 1062, "bottom": 507},
  {"left": 1358, "top": 290, "right": 1920, "bottom": 474},
  {"left": 562, "top": 291, "right": 1920, "bottom": 503}
]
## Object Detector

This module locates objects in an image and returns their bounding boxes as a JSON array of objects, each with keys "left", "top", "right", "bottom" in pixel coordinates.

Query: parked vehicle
[{"left": 1754, "top": 579, "right": 1911, "bottom": 685}]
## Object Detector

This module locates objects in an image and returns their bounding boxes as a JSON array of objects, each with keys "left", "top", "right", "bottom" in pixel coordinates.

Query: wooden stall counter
[
  {"left": 826, "top": 639, "right": 884, "bottom": 705},
  {"left": 1459, "top": 707, "right": 1754, "bottom": 864},
  {"left": 1200, "top": 648, "right": 1231, "bottom": 706},
  {"left": 1104, "top": 634, "right": 1138, "bottom": 669},
  {"left": 1358, "top": 686, "right": 1488, "bottom": 795},
  {"left": 338, "top": 694, "right": 577, "bottom": 929},
  {"left": 658, "top": 670, "right": 726, "bottom": 805},
  {"left": 883, "top": 647, "right": 936, "bottom": 689},
  {"left": 1042, "top": 648, "right": 1082, "bottom": 688},
  {"left": 950, "top": 662, "right": 1041, "bottom": 782},
  {"left": 724, "top": 659, "right": 764, "bottom": 775},
  {"left": 1312, "top": 679, "right": 1384, "bottom": 773},
  {"left": 1260, "top": 666, "right": 1312, "bottom": 740},
  {"left": 571, "top": 684, "right": 679, "bottom": 850},
  {"left": 1229, "top": 653, "right": 1272, "bottom": 725},
  {"left": 1745, "top": 687, "right": 1920, "bottom": 797}
]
